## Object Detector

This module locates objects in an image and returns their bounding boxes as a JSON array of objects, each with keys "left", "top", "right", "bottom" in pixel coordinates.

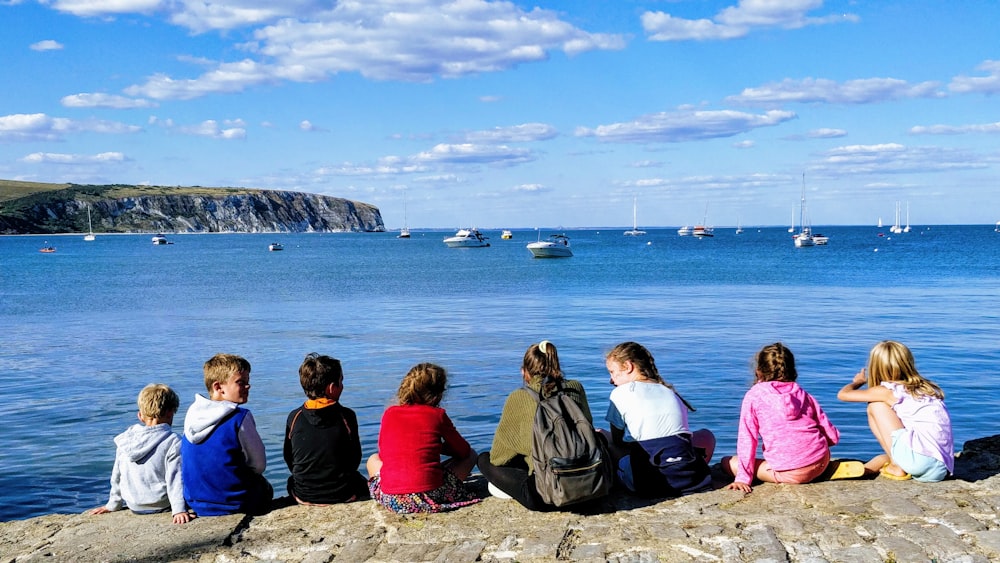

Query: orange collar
[{"left": 304, "top": 398, "right": 338, "bottom": 410}]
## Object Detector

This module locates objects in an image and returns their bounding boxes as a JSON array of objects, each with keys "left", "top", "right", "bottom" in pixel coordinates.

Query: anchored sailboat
[
  {"left": 623, "top": 196, "right": 646, "bottom": 236},
  {"left": 83, "top": 204, "right": 96, "bottom": 241}
]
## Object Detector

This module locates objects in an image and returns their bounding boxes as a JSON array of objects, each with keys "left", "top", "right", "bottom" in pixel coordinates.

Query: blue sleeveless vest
[{"left": 181, "top": 408, "right": 255, "bottom": 516}]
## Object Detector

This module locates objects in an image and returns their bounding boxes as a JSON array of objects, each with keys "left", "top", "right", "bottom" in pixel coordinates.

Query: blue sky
[{"left": 2, "top": 0, "right": 998, "bottom": 229}]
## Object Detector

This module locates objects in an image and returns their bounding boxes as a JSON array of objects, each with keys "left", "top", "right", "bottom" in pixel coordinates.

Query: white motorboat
[
  {"left": 443, "top": 228, "right": 490, "bottom": 247},
  {"left": 268, "top": 242, "right": 284, "bottom": 251},
  {"left": 677, "top": 225, "right": 691, "bottom": 236},
  {"left": 812, "top": 233, "right": 829, "bottom": 245},
  {"left": 623, "top": 197, "right": 646, "bottom": 236},
  {"left": 501, "top": 229, "right": 513, "bottom": 239},
  {"left": 692, "top": 225, "right": 714, "bottom": 238},
  {"left": 527, "top": 234, "right": 573, "bottom": 258},
  {"left": 152, "top": 234, "right": 169, "bottom": 245}
]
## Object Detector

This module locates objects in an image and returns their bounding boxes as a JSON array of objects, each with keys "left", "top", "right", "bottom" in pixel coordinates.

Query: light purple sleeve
[
  {"left": 734, "top": 390, "right": 760, "bottom": 485},
  {"left": 238, "top": 411, "right": 267, "bottom": 474}
]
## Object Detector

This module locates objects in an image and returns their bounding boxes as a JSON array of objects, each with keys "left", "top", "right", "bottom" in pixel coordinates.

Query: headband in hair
[{"left": 539, "top": 340, "right": 550, "bottom": 354}]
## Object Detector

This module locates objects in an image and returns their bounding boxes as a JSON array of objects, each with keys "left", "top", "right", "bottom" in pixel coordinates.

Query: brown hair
[
  {"left": 523, "top": 340, "right": 563, "bottom": 396},
  {"left": 137, "top": 383, "right": 180, "bottom": 419},
  {"left": 606, "top": 341, "right": 695, "bottom": 411},
  {"left": 397, "top": 363, "right": 447, "bottom": 407},
  {"left": 299, "top": 353, "right": 343, "bottom": 399},
  {"left": 754, "top": 343, "right": 797, "bottom": 383},
  {"left": 203, "top": 353, "right": 251, "bottom": 394},
  {"left": 867, "top": 340, "right": 944, "bottom": 400}
]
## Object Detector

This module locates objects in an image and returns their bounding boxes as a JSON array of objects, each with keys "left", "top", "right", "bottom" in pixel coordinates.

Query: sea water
[{"left": 2, "top": 226, "right": 999, "bottom": 521}]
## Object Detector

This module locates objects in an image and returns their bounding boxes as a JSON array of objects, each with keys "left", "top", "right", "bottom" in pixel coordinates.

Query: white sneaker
[{"left": 487, "top": 482, "right": 512, "bottom": 499}]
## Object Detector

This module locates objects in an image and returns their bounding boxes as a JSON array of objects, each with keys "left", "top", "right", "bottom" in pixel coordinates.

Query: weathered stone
[{"left": 3, "top": 438, "right": 1000, "bottom": 563}]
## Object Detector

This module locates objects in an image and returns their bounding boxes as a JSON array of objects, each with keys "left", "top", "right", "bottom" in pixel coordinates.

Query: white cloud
[
  {"left": 733, "top": 140, "right": 755, "bottom": 148},
  {"left": 727, "top": 77, "right": 943, "bottom": 106},
  {"left": 0, "top": 113, "right": 141, "bottom": 142},
  {"left": 121, "top": 1, "right": 625, "bottom": 100},
  {"left": 513, "top": 183, "right": 546, "bottom": 193},
  {"left": 413, "top": 143, "right": 534, "bottom": 166},
  {"left": 49, "top": 0, "right": 162, "bottom": 16},
  {"left": 642, "top": 0, "right": 858, "bottom": 41},
  {"left": 176, "top": 119, "right": 247, "bottom": 139},
  {"left": 462, "top": 123, "right": 557, "bottom": 143},
  {"left": 299, "top": 120, "right": 327, "bottom": 132},
  {"left": 909, "top": 122, "right": 1000, "bottom": 135},
  {"left": 61, "top": 93, "right": 157, "bottom": 109},
  {"left": 949, "top": 60, "right": 1000, "bottom": 94},
  {"left": 808, "top": 128, "right": 848, "bottom": 138},
  {"left": 575, "top": 108, "right": 797, "bottom": 143},
  {"left": 30, "top": 40, "right": 64, "bottom": 51},
  {"left": 20, "top": 151, "right": 127, "bottom": 164},
  {"left": 811, "top": 143, "right": 990, "bottom": 175}
]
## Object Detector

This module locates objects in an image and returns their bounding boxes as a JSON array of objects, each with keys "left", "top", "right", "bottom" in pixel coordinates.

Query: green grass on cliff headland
[{"left": 0, "top": 179, "right": 259, "bottom": 206}]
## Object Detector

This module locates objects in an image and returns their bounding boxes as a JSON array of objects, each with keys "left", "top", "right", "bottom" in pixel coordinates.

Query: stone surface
[{"left": 2, "top": 438, "right": 999, "bottom": 562}]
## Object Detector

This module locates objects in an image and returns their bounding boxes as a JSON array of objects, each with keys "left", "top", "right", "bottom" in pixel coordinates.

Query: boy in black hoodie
[{"left": 283, "top": 353, "right": 369, "bottom": 504}]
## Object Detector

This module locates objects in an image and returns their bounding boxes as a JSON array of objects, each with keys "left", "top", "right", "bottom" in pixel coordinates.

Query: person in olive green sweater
[{"left": 478, "top": 340, "right": 595, "bottom": 511}]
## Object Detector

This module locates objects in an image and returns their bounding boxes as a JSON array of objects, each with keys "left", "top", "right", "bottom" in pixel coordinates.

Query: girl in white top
[{"left": 837, "top": 341, "right": 953, "bottom": 482}]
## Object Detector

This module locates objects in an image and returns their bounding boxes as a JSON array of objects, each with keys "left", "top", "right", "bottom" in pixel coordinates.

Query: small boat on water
[
  {"left": 443, "top": 228, "right": 490, "bottom": 248},
  {"left": 793, "top": 174, "right": 815, "bottom": 248},
  {"left": 151, "top": 234, "right": 169, "bottom": 245},
  {"left": 692, "top": 225, "right": 714, "bottom": 238},
  {"left": 501, "top": 230, "right": 513, "bottom": 240},
  {"left": 623, "top": 197, "right": 646, "bottom": 236},
  {"left": 812, "top": 233, "right": 829, "bottom": 245},
  {"left": 84, "top": 204, "right": 96, "bottom": 241},
  {"left": 398, "top": 227, "right": 410, "bottom": 239},
  {"left": 39, "top": 246, "right": 56, "bottom": 253},
  {"left": 527, "top": 234, "right": 573, "bottom": 258},
  {"left": 677, "top": 225, "right": 692, "bottom": 236},
  {"left": 268, "top": 242, "right": 284, "bottom": 251}
]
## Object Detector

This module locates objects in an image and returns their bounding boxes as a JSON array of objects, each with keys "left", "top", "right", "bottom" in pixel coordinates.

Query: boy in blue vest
[{"left": 181, "top": 353, "right": 273, "bottom": 516}]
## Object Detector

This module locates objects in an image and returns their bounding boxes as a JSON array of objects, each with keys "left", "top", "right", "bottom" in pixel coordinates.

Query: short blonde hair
[
  {"left": 203, "top": 353, "right": 251, "bottom": 393},
  {"left": 138, "top": 383, "right": 180, "bottom": 419}
]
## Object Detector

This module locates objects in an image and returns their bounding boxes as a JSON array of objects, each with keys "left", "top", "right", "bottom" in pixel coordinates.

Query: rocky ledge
[{"left": 3, "top": 436, "right": 1000, "bottom": 563}]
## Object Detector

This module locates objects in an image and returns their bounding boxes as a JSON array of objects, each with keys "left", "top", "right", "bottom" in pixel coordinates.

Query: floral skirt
[{"left": 368, "top": 470, "right": 482, "bottom": 514}]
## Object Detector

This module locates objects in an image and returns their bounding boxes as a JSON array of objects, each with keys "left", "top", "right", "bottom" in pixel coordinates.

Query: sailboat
[
  {"left": 735, "top": 216, "right": 744, "bottom": 235},
  {"left": 692, "top": 203, "right": 714, "bottom": 237},
  {"left": 623, "top": 196, "right": 646, "bottom": 236},
  {"left": 83, "top": 204, "right": 96, "bottom": 241},
  {"left": 793, "top": 174, "right": 815, "bottom": 248},
  {"left": 398, "top": 188, "right": 410, "bottom": 238},
  {"left": 788, "top": 206, "right": 795, "bottom": 233},
  {"left": 903, "top": 201, "right": 911, "bottom": 233},
  {"left": 890, "top": 201, "right": 903, "bottom": 234}
]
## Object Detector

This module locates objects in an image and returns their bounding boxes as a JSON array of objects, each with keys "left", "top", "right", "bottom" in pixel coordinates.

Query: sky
[{"left": 1, "top": 0, "right": 999, "bottom": 230}]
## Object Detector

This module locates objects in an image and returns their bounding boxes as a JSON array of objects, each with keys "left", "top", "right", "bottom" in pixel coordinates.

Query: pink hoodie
[{"left": 734, "top": 380, "right": 839, "bottom": 484}]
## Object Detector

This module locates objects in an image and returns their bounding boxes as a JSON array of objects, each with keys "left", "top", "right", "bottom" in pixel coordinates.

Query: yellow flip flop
[
  {"left": 879, "top": 463, "right": 912, "bottom": 481},
  {"left": 827, "top": 460, "right": 866, "bottom": 480}
]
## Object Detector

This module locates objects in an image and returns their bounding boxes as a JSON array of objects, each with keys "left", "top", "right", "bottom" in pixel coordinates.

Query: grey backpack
[{"left": 525, "top": 381, "right": 612, "bottom": 507}]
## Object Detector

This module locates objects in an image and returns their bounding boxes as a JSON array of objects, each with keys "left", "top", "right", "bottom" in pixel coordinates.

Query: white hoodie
[
  {"left": 103, "top": 423, "right": 186, "bottom": 514},
  {"left": 182, "top": 394, "right": 267, "bottom": 474}
]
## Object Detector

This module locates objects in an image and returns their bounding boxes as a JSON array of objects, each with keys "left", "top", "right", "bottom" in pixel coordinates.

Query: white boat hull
[
  {"left": 527, "top": 242, "right": 572, "bottom": 258},
  {"left": 444, "top": 228, "right": 490, "bottom": 247}
]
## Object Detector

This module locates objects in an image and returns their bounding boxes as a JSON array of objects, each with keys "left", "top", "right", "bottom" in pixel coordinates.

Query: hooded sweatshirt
[
  {"left": 734, "top": 381, "right": 839, "bottom": 485},
  {"left": 103, "top": 423, "right": 186, "bottom": 515},
  {"left": 181, "top": 394, "right": 267, "bottom": 515}
]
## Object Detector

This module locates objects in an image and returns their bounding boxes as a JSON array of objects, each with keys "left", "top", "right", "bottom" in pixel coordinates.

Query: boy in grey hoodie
[{"left": 90, "top": 384, "right": 191, "bottom": 524}]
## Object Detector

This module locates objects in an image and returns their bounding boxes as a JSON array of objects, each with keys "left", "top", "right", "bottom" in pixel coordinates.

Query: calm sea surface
[{"left": 2, "top": 226, "right": 999, "bottom": 521}]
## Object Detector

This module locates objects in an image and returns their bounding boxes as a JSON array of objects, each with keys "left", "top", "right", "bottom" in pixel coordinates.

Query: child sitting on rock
[
  {"left": 366, "top": 363, "right": 481, "bottom": 513},
  {"left": 90, "top": 383, "right": 191, "bottom": 524},
  {"left": 284, "top": 353, "right": 369, "bottom": 505}
]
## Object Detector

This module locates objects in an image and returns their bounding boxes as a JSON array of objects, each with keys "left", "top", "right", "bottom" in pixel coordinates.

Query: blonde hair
[
  {"left": 203, "top": 353, "right": 251, "bottom": 394},
  {"left": 523, "top": 340, "right": 563, "bottom": 396},
  {"left": 754, "top": 342, "right": 797, "bottom": 383},
  {"left": 606, "top": 341, "right": 695, "bottom": 412},
  {"left": 397, "top": 363, "right": 447, "bottom": 407},
  {"left": 866, "top": 340, "right": 944, "bottom": 400},
  {"left": 138, "top": 383, "right": 180, "bottom": 419}
]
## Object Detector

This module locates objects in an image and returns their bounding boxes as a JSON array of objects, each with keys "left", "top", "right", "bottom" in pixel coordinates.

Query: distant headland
[{"left": 0, "top": 180, "right": 384, "bottom": 235}]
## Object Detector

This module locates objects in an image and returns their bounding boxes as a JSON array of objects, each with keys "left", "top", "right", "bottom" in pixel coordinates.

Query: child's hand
[
  {"left": 726, "top": 481, "right": 752, "bottom": 493},
  {"left": 89, "top": 507, "right": 110, "bottom": 515},
  {"left": 173, "top": 511, "right": 194, "bottom": 524},
  {"left": 852, "top": 369, "right": 867, "bottom": 388}
]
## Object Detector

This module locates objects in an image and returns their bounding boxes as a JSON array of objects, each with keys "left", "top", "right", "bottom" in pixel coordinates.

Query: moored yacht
[
  {"left": 526, "top": 233, "right": 573, "bottom": 258},
  {"left": 443, "top": 228, "right": 490, "bottom": 248}
]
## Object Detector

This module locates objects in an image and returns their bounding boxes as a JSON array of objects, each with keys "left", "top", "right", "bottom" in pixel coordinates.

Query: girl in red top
[{"left": 366, "top": 363, "right": 481, "bottom": 513}]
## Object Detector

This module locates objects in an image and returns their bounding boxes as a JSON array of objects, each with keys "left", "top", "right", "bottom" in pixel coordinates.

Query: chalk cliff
[{"left": 0, "top": 183, "right": 384, "bottom": 234}]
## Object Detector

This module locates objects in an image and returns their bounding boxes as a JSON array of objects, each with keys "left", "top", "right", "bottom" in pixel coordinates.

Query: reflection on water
[{"left": 2, "top": 226, "right": 999, "bottom": 520}]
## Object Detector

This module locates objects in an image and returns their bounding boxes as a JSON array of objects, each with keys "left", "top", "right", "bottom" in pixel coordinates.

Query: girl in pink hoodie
[{"left": 723, "top": 343, "right": 841, "bottom": 493}]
